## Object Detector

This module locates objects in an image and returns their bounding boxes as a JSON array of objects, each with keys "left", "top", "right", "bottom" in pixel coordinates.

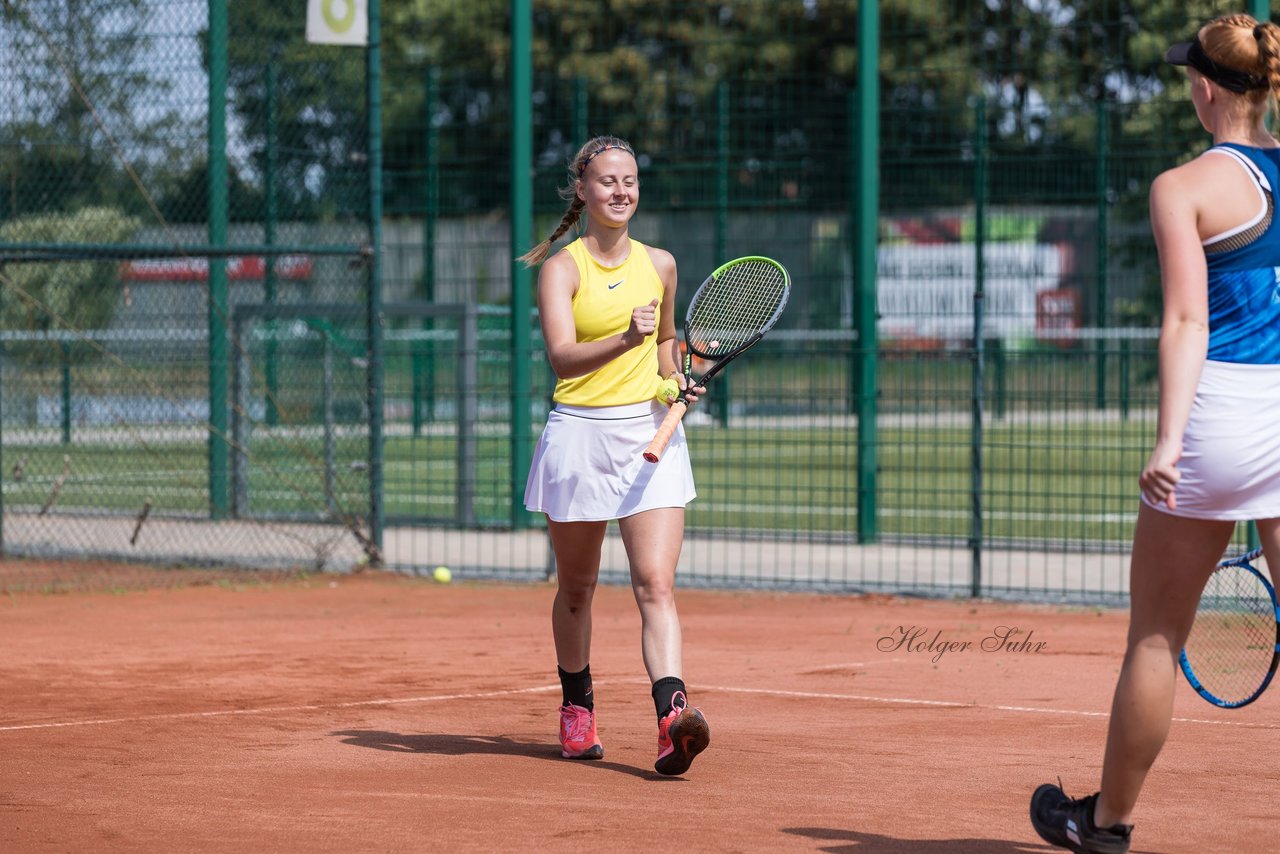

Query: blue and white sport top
[{"left": 1201, "top": 144, "right": 1280, "bottom": 364}]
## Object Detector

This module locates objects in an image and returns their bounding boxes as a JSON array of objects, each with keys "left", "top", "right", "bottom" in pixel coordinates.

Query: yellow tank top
[{"left": 554, "top": 238, "right": 665, "bottom": 406}]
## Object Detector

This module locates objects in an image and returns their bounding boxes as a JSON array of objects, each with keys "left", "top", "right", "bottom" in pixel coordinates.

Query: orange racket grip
[{"left": 643, "top": 400, "right": 688, "bottom": 463}]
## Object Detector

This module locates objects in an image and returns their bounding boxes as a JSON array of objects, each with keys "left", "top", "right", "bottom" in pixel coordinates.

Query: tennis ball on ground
[
  {"left": 433, "top": 565, "right": 452, "bottom": 584},
  {"left": 656, "top": 377, "right": 680, "bottom": 405}
]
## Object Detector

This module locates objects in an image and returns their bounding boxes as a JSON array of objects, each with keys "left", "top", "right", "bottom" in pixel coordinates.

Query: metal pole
[
  {"left": 232, "top": 319, "right": 250, "bottom": 517},
  {"left": 323, "top": 332, "right": 337, "bottom": 516},
  {"left": 60, "top": 341, "right": 71, "bottom": 444},
  {"left": 971, "top": 96, "right": 988, "bottom": 598},
  {"left": 1094, "top": 100, "right": 1109, "bottom": 410},
  {"left": 509, "top": 0, "right": 534, "bottom": 529},
  {"left": 855, "top": 0, "right": 880, "bottom": 543},
  {"left": 415, "top": 65, "right": 440, "bottom": 433},
  {"left": 265, "top": 51, "right": 280, "bottom": 426},
  {"left": 715, "top": 80, "right": 730, "bottom": 426},
  {"left": 207, "top": 0, "right": 230, "bottom": 519},
  {"left": 1254, "top": 2, "right": 1272, "bottom": 38},
  {"left": 366, "top": 0, "right": 386, "bottom": 555},
  {"left": 457, "top": 305, "right": 478, "bottom": 526},
  {"left": 1119, "top": 337, "right": 1129, "bottom": 421},
  {"left": 847, "top": 89, "right": 859, "bottom": 417},
  {"left": 0, "top": 338, "right": 5, "bottom": 552}
]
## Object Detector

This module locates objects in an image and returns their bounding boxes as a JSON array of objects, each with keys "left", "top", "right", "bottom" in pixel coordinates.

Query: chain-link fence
[{"left": 0, "top": 1, "right": 1268, "bottom": 599}]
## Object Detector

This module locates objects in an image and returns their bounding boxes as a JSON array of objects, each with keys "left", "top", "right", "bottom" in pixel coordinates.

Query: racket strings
[
  {"left": 686, "top": 261, "right": 788, "bottom": 357},
  {"left": 1185, "top": 562, "right": 1278, "bottom": 703}
]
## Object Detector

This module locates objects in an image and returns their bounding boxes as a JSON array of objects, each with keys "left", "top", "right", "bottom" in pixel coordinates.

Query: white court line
[
  {"left": 4, "top": 680, "right": 1276, "bottom": 734},
  {"left": 800, "top": 658, "right": 908, "bottom": 672},
  {"left": 700, "top": 685, "right": 1280, "bottom": 730},
  {"left": 0, "top": 684, "right": 561, "bottom": 733}
]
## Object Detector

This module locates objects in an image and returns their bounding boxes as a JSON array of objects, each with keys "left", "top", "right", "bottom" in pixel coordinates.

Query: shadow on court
[
  {"left": 782, "top": 826, "right": 1058, "bottom": 853},
  {"left": 331, "top": 729, "right": 671, "bottom": 781}
]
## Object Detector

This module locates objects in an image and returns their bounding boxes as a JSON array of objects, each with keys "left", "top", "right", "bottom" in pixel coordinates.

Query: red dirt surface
[{"left": 2, "top": 566, "right": 1275, "bottom": 852}]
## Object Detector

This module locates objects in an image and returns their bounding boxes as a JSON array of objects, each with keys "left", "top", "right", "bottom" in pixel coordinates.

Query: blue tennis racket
[{"left": 1179, "top": 547, "right": 1280, "bottom": 709}]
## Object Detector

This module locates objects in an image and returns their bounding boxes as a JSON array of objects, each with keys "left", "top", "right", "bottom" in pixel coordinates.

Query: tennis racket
[
  {"left": 643, "top": 256, "right": 790, "bottom": 463},
  {"left": 1178, "top": 547, "right": 1280, "bottom": 709}
]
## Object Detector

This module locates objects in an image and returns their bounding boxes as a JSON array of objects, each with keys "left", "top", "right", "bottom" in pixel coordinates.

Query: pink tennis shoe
[
  {"left": 558, "top": 703, "right": 604, "bottom": 760},
  {"left": 654, "top": 691, "right": 710, "bottom": 776}
]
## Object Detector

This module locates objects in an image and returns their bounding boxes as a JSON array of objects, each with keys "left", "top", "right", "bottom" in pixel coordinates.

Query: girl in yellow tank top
[
  {"left": 555, "top": 236, "right": 665, "bottom": 406},
  {"left": 517, "top": 136, "right": 711, "bottom": 776}
]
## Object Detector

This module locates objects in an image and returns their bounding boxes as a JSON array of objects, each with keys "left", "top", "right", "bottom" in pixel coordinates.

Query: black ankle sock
[
  {"left": 651, "top": 676, "right": 686, "bottom": 720},
  {"left": 558, "top": 665, "right": 593, "bottom": 710}
]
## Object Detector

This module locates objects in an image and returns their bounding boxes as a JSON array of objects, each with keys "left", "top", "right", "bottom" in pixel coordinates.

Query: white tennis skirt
[
  {"left": 1142, "top": 359, "right": 1280, "bottom": 520},
  {"left": 524, "top": 400, "right": 697, "bottom": 523}
]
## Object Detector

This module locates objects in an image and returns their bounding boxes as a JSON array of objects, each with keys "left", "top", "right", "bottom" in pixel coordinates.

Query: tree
[
  {"left": 0, "top": 207, "right": 141, "bottom": 352},
  {"left": 0, "top": 0, "right": 184, "bottom": 223},
  {"left": 153, "top": 161, "right": 264, "bottom": 225},
  {"left": 217, "top": 6, "right": 371, "bottom": 222}
]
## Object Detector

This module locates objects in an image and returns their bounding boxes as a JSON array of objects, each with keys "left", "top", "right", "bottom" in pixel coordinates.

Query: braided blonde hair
[
  {"left": 1200, "top": 14, "right": 1280, "bottom": 118},
  {"left": 517, "top": 135, "right": 636, "bottom": 267}
]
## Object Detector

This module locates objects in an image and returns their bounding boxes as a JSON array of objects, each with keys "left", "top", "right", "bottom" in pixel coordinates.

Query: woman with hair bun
[{"left": 1031, "top": 13, "right": 1280, "bottom": 853}]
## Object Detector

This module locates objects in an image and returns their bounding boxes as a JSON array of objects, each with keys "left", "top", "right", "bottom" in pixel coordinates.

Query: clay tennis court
[{"left": 1, "top": 560, "right": 1275, "bottom": 852}]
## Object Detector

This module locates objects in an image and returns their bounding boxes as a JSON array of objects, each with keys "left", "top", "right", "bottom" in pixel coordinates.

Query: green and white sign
[{"left": 306, "top": 0, "right": 367, "bottom": 45}]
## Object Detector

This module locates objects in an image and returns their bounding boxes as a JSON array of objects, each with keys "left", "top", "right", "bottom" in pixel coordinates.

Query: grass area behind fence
[{"left": 0, "top": 417, "right": 1154, "bottom": 549}]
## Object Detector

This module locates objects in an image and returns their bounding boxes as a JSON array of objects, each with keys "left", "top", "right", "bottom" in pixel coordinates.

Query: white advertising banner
[{"left": 877, "top": 242, "right": 1063, "bottom": 339}]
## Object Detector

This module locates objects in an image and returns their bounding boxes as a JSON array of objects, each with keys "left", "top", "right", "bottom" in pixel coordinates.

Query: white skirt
[
  {"left": 524, "top": 400, "right": 697, "bottom": 522},
  {"left": 1143, "top": 360, "right": 1280, "bottom": 520}
]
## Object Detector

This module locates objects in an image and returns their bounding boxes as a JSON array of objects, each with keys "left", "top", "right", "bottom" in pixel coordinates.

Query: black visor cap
[{"left": 1165, "top": 37, "right": 1266, "bottom": 94}]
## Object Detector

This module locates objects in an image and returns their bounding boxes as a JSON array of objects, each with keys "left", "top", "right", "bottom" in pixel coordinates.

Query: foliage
[
  {"left": 0, "top": 0, "right": 184, "bottom": 222},
  {"left": 0, "top": 208, "right": 141, "bottom": 361}
]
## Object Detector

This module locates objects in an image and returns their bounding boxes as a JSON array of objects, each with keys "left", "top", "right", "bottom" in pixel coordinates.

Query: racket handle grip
[{"left": 643, "top": 400, "right": 688, "bottom": 463}]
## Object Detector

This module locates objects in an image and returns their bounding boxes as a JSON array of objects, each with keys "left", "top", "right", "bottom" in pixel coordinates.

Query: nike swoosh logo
[{"left": 607, "top": 280, "right": 624, "bottom": 290}]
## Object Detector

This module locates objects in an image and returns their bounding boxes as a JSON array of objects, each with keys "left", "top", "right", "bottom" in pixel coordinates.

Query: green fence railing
[{"left": 2, "top": 1, "right": 1268, "bottom": 600}]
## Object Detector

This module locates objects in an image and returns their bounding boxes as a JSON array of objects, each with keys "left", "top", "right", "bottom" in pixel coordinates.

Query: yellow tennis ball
[
  {"left": 433, "top": 565, "right": 452, "bottom": 584},
  {"left": 656, "top": 377, "right": 680, "bottom": 405}
]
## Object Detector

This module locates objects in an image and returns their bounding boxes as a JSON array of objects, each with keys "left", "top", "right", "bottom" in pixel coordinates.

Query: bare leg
[
  {"left": 546, "top": 519, "right": 607, "bottom": 673},
  {"left": 1095, "top": 503, "right": 1233, "bottom": 826},
  {"left": 1254, "top": 517, "right": 1280, "bottom": 593},
  {"left": 618, "top": 507, "right": 685, "bottom": 680}
]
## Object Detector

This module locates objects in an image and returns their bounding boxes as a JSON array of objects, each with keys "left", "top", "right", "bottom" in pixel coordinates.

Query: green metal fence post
[
  {"left": 60, "top": 341, "right": 70, "bottom": 444},
  {"left": 0, "top": 338, "right": 4, "bottom": 552},
  {"left": 366, "top": 0, "right": 386, "bottom": 555},
  {"left": 971, "top": 96, "right": 988, "bottom": 598},
  {"left": 990, "top": 337, "right": 1005, "bottom": 420},
  {"left": 207, "top": 0, "right": 230, "bottom": 519},
  {"left": 1119, "top": 337, "right": 1129, "bottom": 421},
  {"left": 854, "top": 1, "right": 879, "bottom": 543},
  {"left": 510, "top": 0, "right": 534, "bottom": 530},
  {"left": 715, "top": 80, "right": 730, "bottom": 426},
  {"left": 414, "top": 65, "right": 439, "bottom": 435},
  {"left": 1094, "top": 100, "right": 1109, "bottom": 410},
  {"left": 264, "top": 50, "right": 280, "bottom": 426},
  {"left": 847, "top": 89, "right": 859, "bottom": 417}
]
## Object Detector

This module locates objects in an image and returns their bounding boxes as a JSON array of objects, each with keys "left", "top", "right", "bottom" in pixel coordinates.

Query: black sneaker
[{"left": 1030, "top": 784, "right": 1132, "bottom": 853}]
